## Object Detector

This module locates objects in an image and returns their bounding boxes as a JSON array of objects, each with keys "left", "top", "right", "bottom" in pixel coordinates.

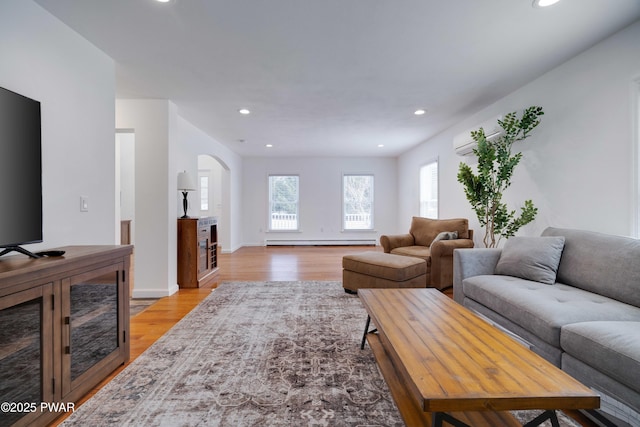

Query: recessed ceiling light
[
  {"left": 532, "top": 0, "right": 560, "bottom": 7},
  {"left": 378, "top": 144, "right": 385, "bottom": 148},
  {"left": 238, "top": 108, "right": 251, "bottom": 115},
  {"left": 155, "top": 0, "right": 171, "bottom": 3},
  {"left": 265, "top": 144, "right": 273, "bottom": 148},
  {"left": 414, "top": 109, "right": 426, "bottom": 116}
]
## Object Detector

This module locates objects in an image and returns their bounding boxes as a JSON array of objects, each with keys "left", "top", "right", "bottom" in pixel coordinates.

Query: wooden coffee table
[{"left": 358, "top": 288, "right": 600, "bottom": 427}]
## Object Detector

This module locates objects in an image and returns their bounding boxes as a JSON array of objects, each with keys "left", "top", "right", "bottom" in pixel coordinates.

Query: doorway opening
[
  {"left": 197, "top": 154, "right": 230, "bottom": 252},
  {"left": 116, "top": 130, "right": 135, "bottom": 245}
]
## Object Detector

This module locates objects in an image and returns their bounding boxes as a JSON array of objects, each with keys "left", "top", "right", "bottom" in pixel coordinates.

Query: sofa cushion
[
  {"left": 561, "top": 321, "right": 640, "bottom": 393},
  {"left": 391, "top": 246, "right": 432, "bottom": 265},
  {"left": 542, "top": 227, "right": 640, "bottom": 307},
  {"left": 462, "top": 275, "right": 640, "bottom": 347},
  {"left": 495, "top": 236, "right": 565, "bottom": 285},
  {"left": 409, "top": 217, "right": 469, "bottom": 246}
]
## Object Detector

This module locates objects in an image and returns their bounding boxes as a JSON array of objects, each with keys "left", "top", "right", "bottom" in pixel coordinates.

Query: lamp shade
[{"left": 177, "top": 171, "right": 196, "bottom": 191}]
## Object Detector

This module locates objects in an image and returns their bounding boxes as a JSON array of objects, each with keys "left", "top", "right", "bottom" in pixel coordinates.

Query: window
[
  {"left": 269, "top": 175, "right": 299, "bottom": 230},
  {"left": 199, "top": 175, "right": 209, "bottom": 211},
  {"left": 636, "top": 78, "right": 640, "bottom": 237},
  {"left": 343, "top": 174, "right": 374, "bottom": 230},
  {"left": 420, "top": 161, "right": 438, "bottom": 218}
]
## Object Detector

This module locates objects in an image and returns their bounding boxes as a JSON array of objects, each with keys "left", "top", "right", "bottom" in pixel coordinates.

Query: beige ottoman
[{"left": 342, "top": 252, "right": 427, "bottom": 294}]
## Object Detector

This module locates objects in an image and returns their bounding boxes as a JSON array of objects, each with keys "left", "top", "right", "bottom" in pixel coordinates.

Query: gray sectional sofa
[{"left": 453, "top": 227, "right": 640, "bottom": 426}]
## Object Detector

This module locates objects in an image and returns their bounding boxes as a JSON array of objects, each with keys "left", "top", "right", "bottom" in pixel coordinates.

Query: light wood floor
[
  {"left": 50, "top": 245, "right": 379, "bottom": 425},
  {"left": 51, "top": 245, "right": 596, "bottom": 427}
]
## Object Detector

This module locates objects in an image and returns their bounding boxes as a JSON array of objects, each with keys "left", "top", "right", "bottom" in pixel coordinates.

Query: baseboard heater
[{"left": 265, "top": 239, "right": 376, "bottom": 246}]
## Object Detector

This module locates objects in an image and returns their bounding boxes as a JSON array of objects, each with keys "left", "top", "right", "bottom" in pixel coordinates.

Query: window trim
[
  {"left": 198, "top": 172, "right": 209, "bottom": 212},
  {"left": 419, "top": 159, "right": 439, "bottom": 219},
  {"left": 268, "top": 174, "right": 300, "bottom": 231},
  {"left": 342, "top": 173, "right": 374, "bottom": 231},
  {"left": 633, "top": 76, "right": 640, "bottom": 237}
]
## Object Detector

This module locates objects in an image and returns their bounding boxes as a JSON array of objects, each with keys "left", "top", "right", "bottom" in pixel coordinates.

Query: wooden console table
[
  {"left": 358, "top": 288, "right": 600, "bottom": 427},
  {"left": 0, "top": 246, "right": 132, "bottom": 427},
  {"left": 177, "top": 217, "right": 218, "bottom": 288}
]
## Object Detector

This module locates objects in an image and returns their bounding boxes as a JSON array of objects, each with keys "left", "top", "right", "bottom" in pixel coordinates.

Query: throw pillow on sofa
[
  {"left": 495, "top": 236, "right": 565, "bottom": 285},
  {"left": 430, "top": 231, "right": 458, "bottom": 250}
]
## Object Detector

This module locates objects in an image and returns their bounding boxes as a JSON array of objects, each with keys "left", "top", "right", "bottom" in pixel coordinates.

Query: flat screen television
[{"left": 0, "top": 86, "right": 43, "bottom": 259}]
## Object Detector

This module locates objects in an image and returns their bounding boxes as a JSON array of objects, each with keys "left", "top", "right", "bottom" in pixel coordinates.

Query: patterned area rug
[
  {"left": 61, "top": 281, "right": 580, "bottom": 427},
  {"left": 62, "top": 281, "right": 402, "bottom": 426}
]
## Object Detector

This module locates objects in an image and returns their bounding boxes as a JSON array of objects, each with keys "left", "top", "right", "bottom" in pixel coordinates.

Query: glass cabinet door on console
[
  {"left": 0, "top": 285, "right": 54, "bottom": 427},
  {"left": 61, "top": 263, "right": 127, "bottom": 400}
]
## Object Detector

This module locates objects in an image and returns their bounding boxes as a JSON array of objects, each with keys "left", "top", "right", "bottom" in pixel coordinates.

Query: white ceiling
[{"left": 34, "top": 0, "right": 640, "bottom": 157}]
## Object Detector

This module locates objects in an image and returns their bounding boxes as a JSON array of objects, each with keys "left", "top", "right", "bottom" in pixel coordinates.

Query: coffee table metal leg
[
  {"left": 432, "top": 411, "right": 560, "bottom": 427},
  {"left": 432, "top": 412, "right": 470, "bottom": 427},
  {"left": 360, "top": 315, "right": 377, "bottom": 350},
  {"left": 522, "top": 410, "right": 560, "bottom": 427}
]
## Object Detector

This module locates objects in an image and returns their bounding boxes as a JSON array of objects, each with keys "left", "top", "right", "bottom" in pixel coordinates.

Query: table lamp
[{"left": 177, "top": 171, "right": 196, "bottom": 218}]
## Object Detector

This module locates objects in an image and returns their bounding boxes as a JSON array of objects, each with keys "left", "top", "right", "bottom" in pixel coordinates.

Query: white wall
[
  {"left": 116, "top": 99, "right": 179, "bottom": 298},
  {"left": 0, "top": 0, "right": 117, "bottom": 253},
  {"left": 177, "top": 116, "right": 243, "bottom": 253},
  {"left": 398, "top": 20, "right": 640, "bottom": 244},
  {"left": 242, "top": 157, "right": 397, "bottom": 246},
  {"left": 115, "top": 102, "right": 243, "bottom": 295}
]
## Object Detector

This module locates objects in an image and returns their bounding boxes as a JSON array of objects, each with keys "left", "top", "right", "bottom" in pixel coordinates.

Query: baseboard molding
[
  {"left": 265, "top": 239, "right": 376, "bottom": 246},
  {"left": 221, "top": 244, "right": 243, "bottom": 254},
  {"left": 132, "top": 283, "right": 179, "bottom": 299}
]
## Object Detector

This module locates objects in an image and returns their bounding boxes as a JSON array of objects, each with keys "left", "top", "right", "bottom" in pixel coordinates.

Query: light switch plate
[{"left": 80, "top": 196, "right": 89, "bottom": 212}]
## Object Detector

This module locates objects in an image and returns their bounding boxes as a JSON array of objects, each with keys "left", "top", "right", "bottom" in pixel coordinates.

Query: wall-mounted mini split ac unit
[{"left": 453, "top": 115, "right": 505, "bottom": 156}]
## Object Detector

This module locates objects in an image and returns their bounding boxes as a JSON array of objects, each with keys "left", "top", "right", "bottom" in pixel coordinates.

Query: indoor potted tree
[{"left": 457, "top": 106, "right": 544, "bottom": 248}]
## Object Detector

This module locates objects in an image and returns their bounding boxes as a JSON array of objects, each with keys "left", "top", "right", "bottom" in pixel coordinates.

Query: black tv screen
[{"left": 0, "top": 86, "right": 43, "bottom": 252}]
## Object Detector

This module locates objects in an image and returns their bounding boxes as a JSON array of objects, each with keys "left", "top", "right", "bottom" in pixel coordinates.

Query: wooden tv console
[{"left": 0, "top": 245, "right": 132, "bottom": 427}]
